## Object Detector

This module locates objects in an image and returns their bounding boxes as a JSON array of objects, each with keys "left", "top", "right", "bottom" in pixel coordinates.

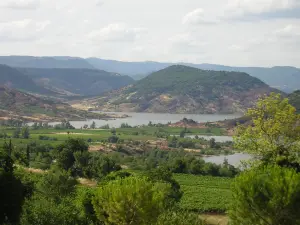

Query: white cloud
[
  {"left": 226, "top": 0, "right": 300, "bottom": 16},
  {"left": 182, "top": 8, "right": 218, "bottom": 25},
  {"left": 95, "top": 0, "right": 104, "bottom": 7},
  {"left": 88, "top": 23, "right": 146, "bottom": 42},
  {"left": 0, "top": 0, "right": 40, "bottom": 10},
  {"left": 274, "top": 24, "right": 300, "bottom": 37},
  {"left": 0, "top": 19, "right": 50, "bottom": 41},
  {"left": 168, "top": 33, "right": 207, "bottom": 54}
]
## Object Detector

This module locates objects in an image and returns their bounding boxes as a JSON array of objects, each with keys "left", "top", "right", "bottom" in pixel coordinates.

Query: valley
[{"left": 0, "top": 55, "right": 299, "bottom": 225}]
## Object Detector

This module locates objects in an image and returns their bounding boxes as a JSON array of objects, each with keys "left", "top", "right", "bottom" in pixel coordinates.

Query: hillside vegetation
[
  {"left": 288, "top": 90, "right": 300, "bottom": 113},
  {"left": 1, "top": 56, "right": 299, "bottom": 93},
  {"left": 86, "top": 58, "right": 300, "bottom": 93},
  {"left": 0, "top": 64, "right": 51, "bottom": 94},
  {"left": 0, "top": 86, "right": 101, "bottom": 121},
  {"left": 89, "top": 65, "right": 280, "bottom": 114},
  {"left": 18, "top": 68, "right": 134, "bottom": 96}
]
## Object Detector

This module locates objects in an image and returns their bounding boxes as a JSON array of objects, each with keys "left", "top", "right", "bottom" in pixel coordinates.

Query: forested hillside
[
  {"left": 87, "top": 58, "right": 300, "bottom": 93},
  {"left": 88, "top": 65, "right": 280, "bottom": 114},
  {"left": 18, "top": 68, "right": 134, "bottom": 96},
  {"left": 0, "top": 64, "right": 51, "bottom": 94}
]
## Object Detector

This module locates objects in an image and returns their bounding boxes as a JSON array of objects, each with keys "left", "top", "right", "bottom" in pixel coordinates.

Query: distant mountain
[
  {"left": 18, "top": 68, "right": 134, "bottom": 96},
  {"left": 86, "top": 58, "right": 170, "bottom": 77},
  {"left": 1, "top": 56, "right": 299, "bottom": 93},
  {"left": 0, "top": 56, "right": 95, "bottom": 69},
  {"left": 288, "top": 90, "right": 300, "bottom": 113},
  {"left": 0, "top": 85, "right": 101, "bottom": 121},
  {"left": 86, "top": 58, "right": 300, "bottom": 93},
  {"left": 86, "top": 65, "right": 280, "bottom": 114},
  {"left": 0, "top": 64, "right": 51, "bottom": 94}
]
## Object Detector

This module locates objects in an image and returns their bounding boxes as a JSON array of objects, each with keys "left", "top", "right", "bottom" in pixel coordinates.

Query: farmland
[{"left": 174, "top": 174, "right": 232, "bottom": 213}]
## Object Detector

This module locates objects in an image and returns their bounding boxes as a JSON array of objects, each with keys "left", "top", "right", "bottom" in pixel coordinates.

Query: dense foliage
[{"left": 229, "top": 166, "right": 300, "bottom": 225}]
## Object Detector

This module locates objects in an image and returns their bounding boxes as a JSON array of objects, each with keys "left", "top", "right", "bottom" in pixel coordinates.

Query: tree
[
  {"left": 37, "top": 168, "right": 77, "bottom": 201},
  {"left": 108, "top": 135, "right": 119, "bottom": 143},
  {"left": 90, "top": 121, "right": 96, "bottom": 129},
  {"left": 209, "top": 138, "right": 216, "bottom": 148},
  {"left": 234, "top": 93, "right": 300, "bottom": 169},
  {"left": 12, "top": 128, "right": 21, "bottom": 138},
  {"left": 179, "top": 130, "right": 185, "bottom": 138},
  {"left": 145, "top": 167, "right": 182, "bottom": 203},
  {"left": 0, "top": 148, "right": 25, "bottom": 224},
  {"left": 21, "top": 126, "right": 30, "bottom": 139},
  {"left": 92, "top": 177, "right": 171, "bottom": 225},
  {"left": 229, "top": 166, "right": 300, "bottom": 225}
]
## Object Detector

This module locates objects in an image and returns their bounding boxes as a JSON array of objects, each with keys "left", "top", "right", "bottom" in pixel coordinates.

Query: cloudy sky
[{"left": 0, "top": 0, "right": 299, "bottom": 67}]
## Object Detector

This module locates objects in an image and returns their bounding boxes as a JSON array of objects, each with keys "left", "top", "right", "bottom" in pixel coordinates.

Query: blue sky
[{"left": 0, "top": 0, "right": 299, "bottom": 67}]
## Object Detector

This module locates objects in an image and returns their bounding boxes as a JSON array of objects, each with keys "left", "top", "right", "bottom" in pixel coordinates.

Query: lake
[
  {"left": 203, "top": 153, "right": 252, "bottom": 167},
  {"left": 52, "top": 112, "right": 240, "bottom": 129}
]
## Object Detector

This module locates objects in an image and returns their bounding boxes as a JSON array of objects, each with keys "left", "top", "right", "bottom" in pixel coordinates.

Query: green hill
[
  {"left": 0, "top": 64, "right": 51, "bottom": 94},
  {"left": 18, "top": 68, "right": 134, "bottom": 96},
  {"left": 89, "top": 65, "right": 280, "bottom": 114},
  {"left": 288, "top": 90, "right": 300, "bottom": 113}
]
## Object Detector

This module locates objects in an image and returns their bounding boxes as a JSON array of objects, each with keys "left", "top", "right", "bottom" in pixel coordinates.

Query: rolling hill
[
  {"left": 87, "top": 58, "right": 300, "bottom": 93},
  {"left": 18, "top": 68, "right": 134, "bottom": 96},
  {"left": 0, "top": 64, "right": 51, "bottom": 94},
  {"left": 1, "top": 56, "right": 299, "bottom": 93},
  {"left": 0, "top": 85, "right": 103, "bottom": 121},
  {"left": 84, "top": 65, "right": 281, "bottom": 114}
]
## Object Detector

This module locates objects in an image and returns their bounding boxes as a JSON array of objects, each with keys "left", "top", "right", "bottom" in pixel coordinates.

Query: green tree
[
  {"left": 21, "top": 196, "right": 83, "bottom": 225},
  {"left": 145, "top": 167, "right": 182, "bottom": 203},
  {"left": 21, "top": 126, "right": 30, "bottom": 139},
  {"left": 12, "top": 128, "right": 21, "bottom": 138},
  {"left": 92, "top": 177, "right": 171, "bottom": 225},
  {"left": 0, "top": 148, "right": 25, "bottom": 224},
  {"left": 234, "top": 93, "right": 300, "bottom": 169},
  {"left": 229, "top": 166, "right": 300, "bottom": 225},
  {"left": 90, "top": 121, "right": 96, "bottom": 129},
  {"left": 37, "top": 168, "right": 77, "bottom": 201}
]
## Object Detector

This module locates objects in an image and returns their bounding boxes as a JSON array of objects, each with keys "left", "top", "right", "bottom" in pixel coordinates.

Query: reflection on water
[
  {"left": 203, "top": 153, "right": 252, "bottom": 167},
  {"left": 49, "top": 112, "right": 240, "bottom": 129}
]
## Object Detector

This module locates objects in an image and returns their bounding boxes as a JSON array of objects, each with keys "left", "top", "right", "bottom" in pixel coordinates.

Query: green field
[
  {"left": 174, "top": 174, "right": 232, "bottom": 213},
  {"left": 0, "top": 126, "right": 225, "bottom": 147}
]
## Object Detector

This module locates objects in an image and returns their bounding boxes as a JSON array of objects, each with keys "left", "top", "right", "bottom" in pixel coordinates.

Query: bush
[
  {"left": 229, "top": 166, "right": 300, "bottom": 225},
  {"left": 92, "top": 177, "right": 171, "bottom": 225}
]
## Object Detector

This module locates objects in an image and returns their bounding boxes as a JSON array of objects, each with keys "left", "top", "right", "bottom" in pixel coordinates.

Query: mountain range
[
  {"left": 78, "top": 65, "right": 281, "bottom": 114},
  {"left": 0, "top": 56, "right": 299, "bottom": 93}
]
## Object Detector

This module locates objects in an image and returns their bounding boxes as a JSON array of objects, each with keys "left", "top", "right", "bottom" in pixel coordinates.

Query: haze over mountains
[{"left": 0, "top": 56, "right": 299, "bottom": 93}]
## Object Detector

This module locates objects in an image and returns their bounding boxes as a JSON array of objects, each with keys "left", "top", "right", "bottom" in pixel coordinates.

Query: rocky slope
[
  {"left": 0, "top": 86, "right": 106, "bottom": 121},
  {"left": 83, "top": 65, "right": 281, "bottom": 114}
]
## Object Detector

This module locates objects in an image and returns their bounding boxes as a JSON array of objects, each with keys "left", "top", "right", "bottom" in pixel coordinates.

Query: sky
[{"left": 0, "top": 0, "right": 300, "bottom": 67}]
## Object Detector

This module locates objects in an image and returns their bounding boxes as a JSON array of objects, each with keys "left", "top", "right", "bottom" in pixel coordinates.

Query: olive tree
[{"left": 234, "top": 93, "right": 300, "bottom": 169}]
